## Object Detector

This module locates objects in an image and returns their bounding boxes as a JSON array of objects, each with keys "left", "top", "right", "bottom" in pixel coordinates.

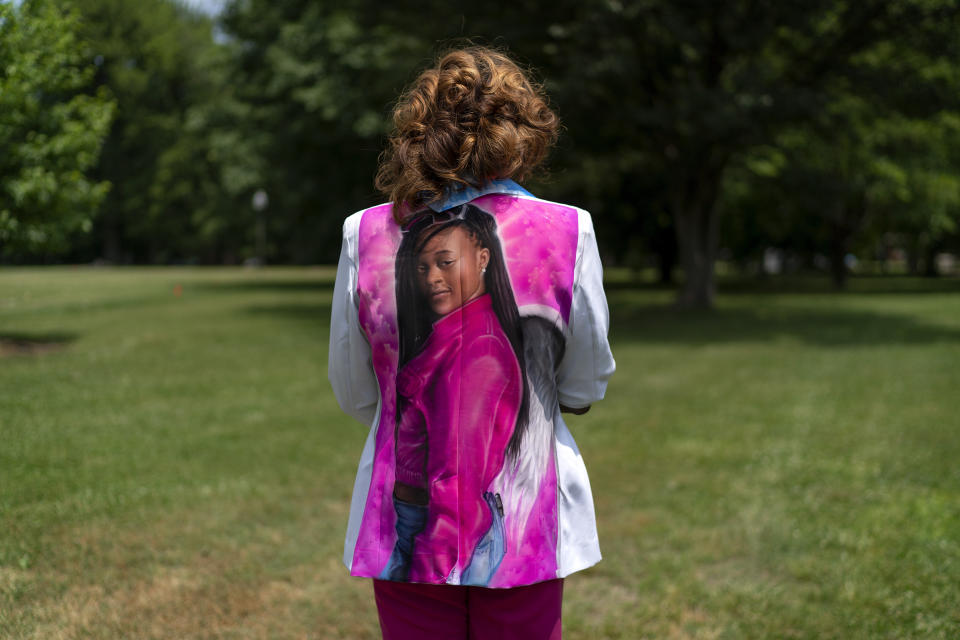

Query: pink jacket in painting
[
  {"left": 395, "top": 294, "right": 522, "bottom": 583},
  {"left": 328, "top": 179, "right": 616, "bottom": 588}
]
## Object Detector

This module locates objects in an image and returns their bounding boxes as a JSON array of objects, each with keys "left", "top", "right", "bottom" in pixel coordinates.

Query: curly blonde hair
[{"left": 375, "top": 46, "right": 559, "bottom": 223}]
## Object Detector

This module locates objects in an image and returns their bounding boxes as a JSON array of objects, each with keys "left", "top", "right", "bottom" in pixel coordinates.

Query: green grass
[{"left": 1, "top": 266, "right": 958, "bottom": 639}]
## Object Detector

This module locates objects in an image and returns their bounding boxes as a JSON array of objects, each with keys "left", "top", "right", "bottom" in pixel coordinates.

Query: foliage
[
  {"left": 3, "top": 0, "right": 960, "bottom": 294},
  {"left": 541, "top": 0, "right": 960, "bottom": 303},
  {"left": 720, "top": 23, "right": 960, "bottom": 282},
  {"left": 64, "top": 0, "right": 241, "bottom": 264},
  {"left": 0, "top": 0, "right": 115, "bottom": 260},
  {"left": 216, "top": 0, "right": 447, "bottom": 263}
]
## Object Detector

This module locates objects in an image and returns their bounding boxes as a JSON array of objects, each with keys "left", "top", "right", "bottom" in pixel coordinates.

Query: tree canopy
[
  {"left": 0, "top": 0, "right": 115, "bottom": 260},
  {"left": 3, "top": 0, "right": 959, "bottom": 307}
]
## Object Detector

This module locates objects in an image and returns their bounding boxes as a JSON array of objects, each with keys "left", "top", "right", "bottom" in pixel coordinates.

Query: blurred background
[
  {"left": 3, "top": 0, "right": 959, "bottom": 307},
  {"left": 3, "top": 2, "right": 960, "bottom": 638}
]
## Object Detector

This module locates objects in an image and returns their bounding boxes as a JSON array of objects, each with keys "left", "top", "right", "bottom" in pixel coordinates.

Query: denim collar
[{"left": 427, "top": 178, "right": 533, "bottom": 212}]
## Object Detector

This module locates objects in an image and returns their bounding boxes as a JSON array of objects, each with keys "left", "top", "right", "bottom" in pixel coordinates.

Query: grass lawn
[{"left": 1, "top": 266, "right": 958, "bottom": 639}]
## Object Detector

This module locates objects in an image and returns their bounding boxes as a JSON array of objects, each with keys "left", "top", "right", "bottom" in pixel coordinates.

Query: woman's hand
[{"left": 559, "top": 404, "right": 590, "bottom": 415}]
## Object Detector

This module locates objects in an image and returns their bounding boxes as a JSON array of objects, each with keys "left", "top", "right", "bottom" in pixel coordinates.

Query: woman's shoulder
[
  {"left": 343, "top": 203, "right": 393, "bottom": 238},
  {"left": 479, "top": 192, "right": 595, "bottom": 249},
  {"left": 512, "top": 195, "right": 595, "bottom": 234}
]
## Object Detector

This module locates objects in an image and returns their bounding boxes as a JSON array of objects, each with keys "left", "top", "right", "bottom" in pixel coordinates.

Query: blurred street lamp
[{"left": 252, "top": 188, "right": 269, "bottom": 266}]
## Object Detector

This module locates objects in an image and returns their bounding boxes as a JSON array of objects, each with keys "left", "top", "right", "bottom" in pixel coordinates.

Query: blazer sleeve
[
  {"left": 556, "top": 209, "right": 616, "bottom": 409},
  {"left": 328, "top": 213, "right": 380, "bottom": 426}
]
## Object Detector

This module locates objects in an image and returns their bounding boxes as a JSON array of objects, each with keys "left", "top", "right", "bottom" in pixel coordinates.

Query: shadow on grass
[
  {"left": 192, "top": 278, "right": 335, "bottom": 293},
  {"left": 242, "top": 298, "right": 960, "bottom": 348},
  {"left": 610, "top": 301, "right": 960, "bottom": 347},
  {"left": 718, "top": 275, "right": 960, "bottom": 295},
  {"left": 240, "top": 302, "right": 333, "bottom": 324},
  {"left": 227, "top": 273, "right": 959, "bottom": 347},
  {"left": 603, "top": 275, "right": 960, "bottom": 295},
  {"left": 0, "top": 331, "right": 79, "bottom": 357}
]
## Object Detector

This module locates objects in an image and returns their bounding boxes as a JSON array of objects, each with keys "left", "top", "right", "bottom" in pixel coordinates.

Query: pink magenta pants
[{"left": 373, "top": 578, "right": 563, "bottom": 639}]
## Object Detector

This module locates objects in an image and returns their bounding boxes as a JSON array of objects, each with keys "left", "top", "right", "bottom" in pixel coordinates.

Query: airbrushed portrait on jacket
[{"left": 378, "top": 203, "right": 569, "bottom": 586}]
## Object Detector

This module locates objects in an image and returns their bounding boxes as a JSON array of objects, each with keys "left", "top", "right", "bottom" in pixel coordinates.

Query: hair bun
[{"left": 377, "top": 46, "right": 559, "bottom": 223}]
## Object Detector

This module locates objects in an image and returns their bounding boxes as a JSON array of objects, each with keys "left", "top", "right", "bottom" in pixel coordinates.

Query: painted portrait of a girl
[{"left": 381, "top": 203, "right": 530, "bottom": 586}]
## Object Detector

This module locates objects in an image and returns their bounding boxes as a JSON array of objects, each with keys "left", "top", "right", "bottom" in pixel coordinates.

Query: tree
[
  {"left": 218, "top": 0, "right": 446, "bottom": 263},
  {"left": 0, "top": 0, "right": 115, "bottom": 261},
  {"left": 547, "top": 0, "right": 960, "bottom": 306},
  {"left": 719, "top": 7, "right": 960, "bottom": 287},
  {"left": 18, "top": 0, "right": 955, "bottom": 281},
  {"left": 67, "top": 0, "right": 234, "bottom": 264}
]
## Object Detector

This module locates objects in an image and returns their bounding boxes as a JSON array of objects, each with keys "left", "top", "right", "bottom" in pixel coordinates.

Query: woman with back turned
[{"left": 329, "top": 45, "right": 615, "bottom": 640}]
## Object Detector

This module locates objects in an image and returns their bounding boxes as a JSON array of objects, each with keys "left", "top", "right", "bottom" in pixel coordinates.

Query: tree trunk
[
  {"left": 906, "top": 233, "right": 920, "bottom": 275},
  {"left": 828, "top": 205, "right": 851, "bottom": 289},
  {"left": 656, "top": 226, "right": 677, "bottom": 285},
  {"left": 102, "top": 213, "right": 121, "bottom": 264},
  {"left": 658, "top": 248, "right": 676, "bottom": 285},
  {"left": 829, "top": 231, "right": 848, "bottom": 289},
  {"left": 875, "top": 239, "right": 887, "bottom": 275},
  {"left": 672, "top": 170, "right": 722, "bottom": 309},
  {"left": 828, "top": 197, "right": 868, "bottom": 289},
  {"left": 922, "top": 238, "right": 941, "bottom": 277}
]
